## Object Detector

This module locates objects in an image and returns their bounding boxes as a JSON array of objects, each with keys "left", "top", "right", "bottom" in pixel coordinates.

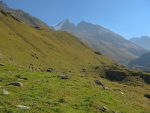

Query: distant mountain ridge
[
  {"left": 129, "top": 52, "right": 150, "bottom": 71},
  {"left": 55, "top": 19, "right": 147, "bottom": 64},
  {"left": 130, "top": 36, "right": 150, "bottom": 50},
  {"left": 0, "top": 1, "right": 48, "bottom": 28}
]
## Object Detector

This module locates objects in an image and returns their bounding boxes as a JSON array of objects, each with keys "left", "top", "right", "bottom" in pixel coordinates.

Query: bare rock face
[
  {"left": 105, "top": 70, "right": 127, "bottom": 81},
  {"left": 8, "top": 82, "right": 23, "bottom": 87}
]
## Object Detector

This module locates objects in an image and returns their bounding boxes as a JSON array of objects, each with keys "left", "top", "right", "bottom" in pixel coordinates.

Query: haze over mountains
[
  {"left": 0, "top": 1, "right": 150, "bottom": 113},
  {"left": 130, "top": 52, "right": 150, "bottom": 71},
  {"left": 129, "top": 36, "right": 150, "bottom": 71},
  {"left": 55, "top": 19, "right": 147, "bottom": 64},
  {"left": 130, "top": 36, "right": 150, "bottom": 50}
]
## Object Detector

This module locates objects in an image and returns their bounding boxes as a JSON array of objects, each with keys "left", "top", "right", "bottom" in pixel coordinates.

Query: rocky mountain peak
[{"left": 54, "top": 19, "right": 76, "bottom": 30}]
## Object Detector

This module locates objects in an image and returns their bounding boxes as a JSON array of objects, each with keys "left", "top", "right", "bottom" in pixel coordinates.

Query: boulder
[
  {"left": 94, "top": 51, "right": 102, "bottom": 55},
  {"left": 0, "top": 63, "right": 4, "bottom": 66},
  {"left": 0, "top": 79, "right": 3, "bottom": 82},
  {"left": 144, "top": 94, "right": 150, "bottom": 99},
  {"left": 16, "top": 105, "right": 30, "bottom": 109},
  {"left": 95, "top": 80, "right": 109, "bottom": 90},
  {"left": 95, "top": 80, "right": 104, "bottom": 86},
  {"left": 46, "top": 68, "right": 54, "bottom": 72},
  {"left": 18, "top": 77, "right": 28, "bottom": 80},
  {"left": 101, "top": 106, "right": 109, "bottom": 112},
  {"left": 58, "top": 98, "right": 67, "bottom": 103},
  {"left": 105, "top": 70, "right": 127, "bottom": 81},
  {"left": 8, "top": 82, "right": 23, "bottom": 87},
  {"left": 2, "top": 89, "right": 9, "bottom": 95}
]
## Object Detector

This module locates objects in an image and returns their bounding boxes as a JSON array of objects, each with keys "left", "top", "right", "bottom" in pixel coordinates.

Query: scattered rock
[
  {"left": 58, "top": 75, "right": 69, "bottom": 79},
  {"left": 94, "top": 51, "right": 102, "bottom": 55},
  {"left": 82, "top": 68, "right": 86, "bottom": 72},
  {"left": 29, "top": 64, "right": 33, "bottom": 71},
  {"left": 58, "top": 98, "right": 67, "bottom": 103},
  {"left": 95, "top": 66, "right": 99, "bottom": 70},
  {"left": 18, "top": 77, "right": 28, "bottom": 81},
  {"left": 16, "top": 75, "right": 28, "bottom": 80},
  {"left": 95, "top": 80, "right": 110, "bottom": 90},
  {"left": 144, "top": 94, "right": 150, "bottom": 99},
  {"left": 101, "top": 106, "right": 109, "bottom": 112},
  {"left": 103, "top": 86, "right": 110, "bottom": 90},
  {"left": 32, "top": 25, "right": 41, "bottom": 29},
  {"left": 8, "top": 82, "right": 23, "bottom": 87},
  {"left": 2, "top": 89, "right": 9, "bottom": 95},
  {"left": 16, "top": 105, "right": 30, "bottom": 109},
  {"left": 46, "top": 68, "right": 54, "bottom": 72},
  {"left": 0, "top": 63, "right": 5, "bottom": 66},
  {"left": 120, "top": 91, "right": 124, "bottom": 95},
  {"left": 95, "top": 80, "right": 103, "bottom": 86},
  {"left": 0, "top": 79, "right": 3, "bottom": 82}
]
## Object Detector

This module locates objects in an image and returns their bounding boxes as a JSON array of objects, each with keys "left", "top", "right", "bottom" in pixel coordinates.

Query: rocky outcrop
[
  {"left": 105, "top": 70, "right": 128, "bottom": 81},
  {"left": 140, "top": 74, "right": 150, "bottom": 84},
  {"left": 105, "top": 69, "right": 150, "bottom": 84}
]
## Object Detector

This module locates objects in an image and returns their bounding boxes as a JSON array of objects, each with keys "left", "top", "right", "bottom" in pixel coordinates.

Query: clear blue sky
[{"left": 4, "top": 0, "right": 150, "bottom": 39}]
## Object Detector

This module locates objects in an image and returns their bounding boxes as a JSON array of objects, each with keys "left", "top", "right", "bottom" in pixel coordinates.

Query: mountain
[
  {"left": 0, "top": 4, "right": 150, "bottom": 113},
  {"left": 129, "top": 52, "right": 150, "bottom": 71},
  {"left": 130, "top": 36, "right": 150, "bottom": 50},
  {"left": 0, "top": 1, "right": 48, "bottom": 28},
  {"left": 0, "top": 7, "right": 149, "bottom": 83},
  {"left": 54, "top": 20, "right": 147, "bottom": 64}
]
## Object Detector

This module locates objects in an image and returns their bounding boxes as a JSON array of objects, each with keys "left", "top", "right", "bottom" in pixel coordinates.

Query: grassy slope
[
  {"left": 0, "top": 11, "right": 111, "bottom": 73},
  {"left": 0, "top": 11, "right": 150, "bottom": 113},
  {"left": 0, "top": 65, "right": 150, "bottom": 113}
]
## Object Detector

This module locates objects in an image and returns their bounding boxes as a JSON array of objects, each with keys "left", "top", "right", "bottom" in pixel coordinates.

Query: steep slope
[
  {"left": 0, "top": 1, "right": 48, "bottom": 28},
  {"left": 130, "top": 36, "right": 150, "bottom": 50},
  {"left": 55, "top": 20, "right": 147, "bottom": 64},
  {"left": 0, "top": 11, "right": 112, "bottom": 73},
  {"left": 0, "top": 8, "right": 150, "bottom": 113},
  {"left": 130, "top": 52, "right": 150, "bottom": 71},
  {"left": 0, "top": 10, "right": 150, "bottom": 84}
]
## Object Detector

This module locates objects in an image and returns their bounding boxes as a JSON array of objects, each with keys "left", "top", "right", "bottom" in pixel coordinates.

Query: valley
[{"left": 0, "top": 1, "right": 150, "bottom": 113}]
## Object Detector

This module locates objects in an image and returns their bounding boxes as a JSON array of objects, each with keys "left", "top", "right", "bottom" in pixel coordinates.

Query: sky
[{"left": 3, "top": 0, "right": 150, "bottom": 39}]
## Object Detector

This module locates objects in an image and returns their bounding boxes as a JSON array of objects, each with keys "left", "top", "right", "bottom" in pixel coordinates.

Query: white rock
[
  {"left": 120, "top": 91, "right": 124, "bottom": 95},
  {"left": 16, "top": 105, "right": 30, "bottom": 109},
  {"left": 2, "top": 89, "right": 9, "bottom": 95}
]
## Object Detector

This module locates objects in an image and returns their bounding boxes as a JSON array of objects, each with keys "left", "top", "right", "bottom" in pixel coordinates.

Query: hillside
[
  {"left": 0, "top": 1, "right": 48, "bottom": 28},
  {"left": 130, "top": 36, "right": 150, "bottom": 50},
  {"left": 55, "top": 20, "right": 147, "bottom": 64},
  {"left": 0, "top": 10, "right": 113, "bottom": 73},
  {"left": 0, "top": 6, "right": 150, "bottom": 113},
  {"left": 130, "top": 52, "right": 150, "bottom": 71}
]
